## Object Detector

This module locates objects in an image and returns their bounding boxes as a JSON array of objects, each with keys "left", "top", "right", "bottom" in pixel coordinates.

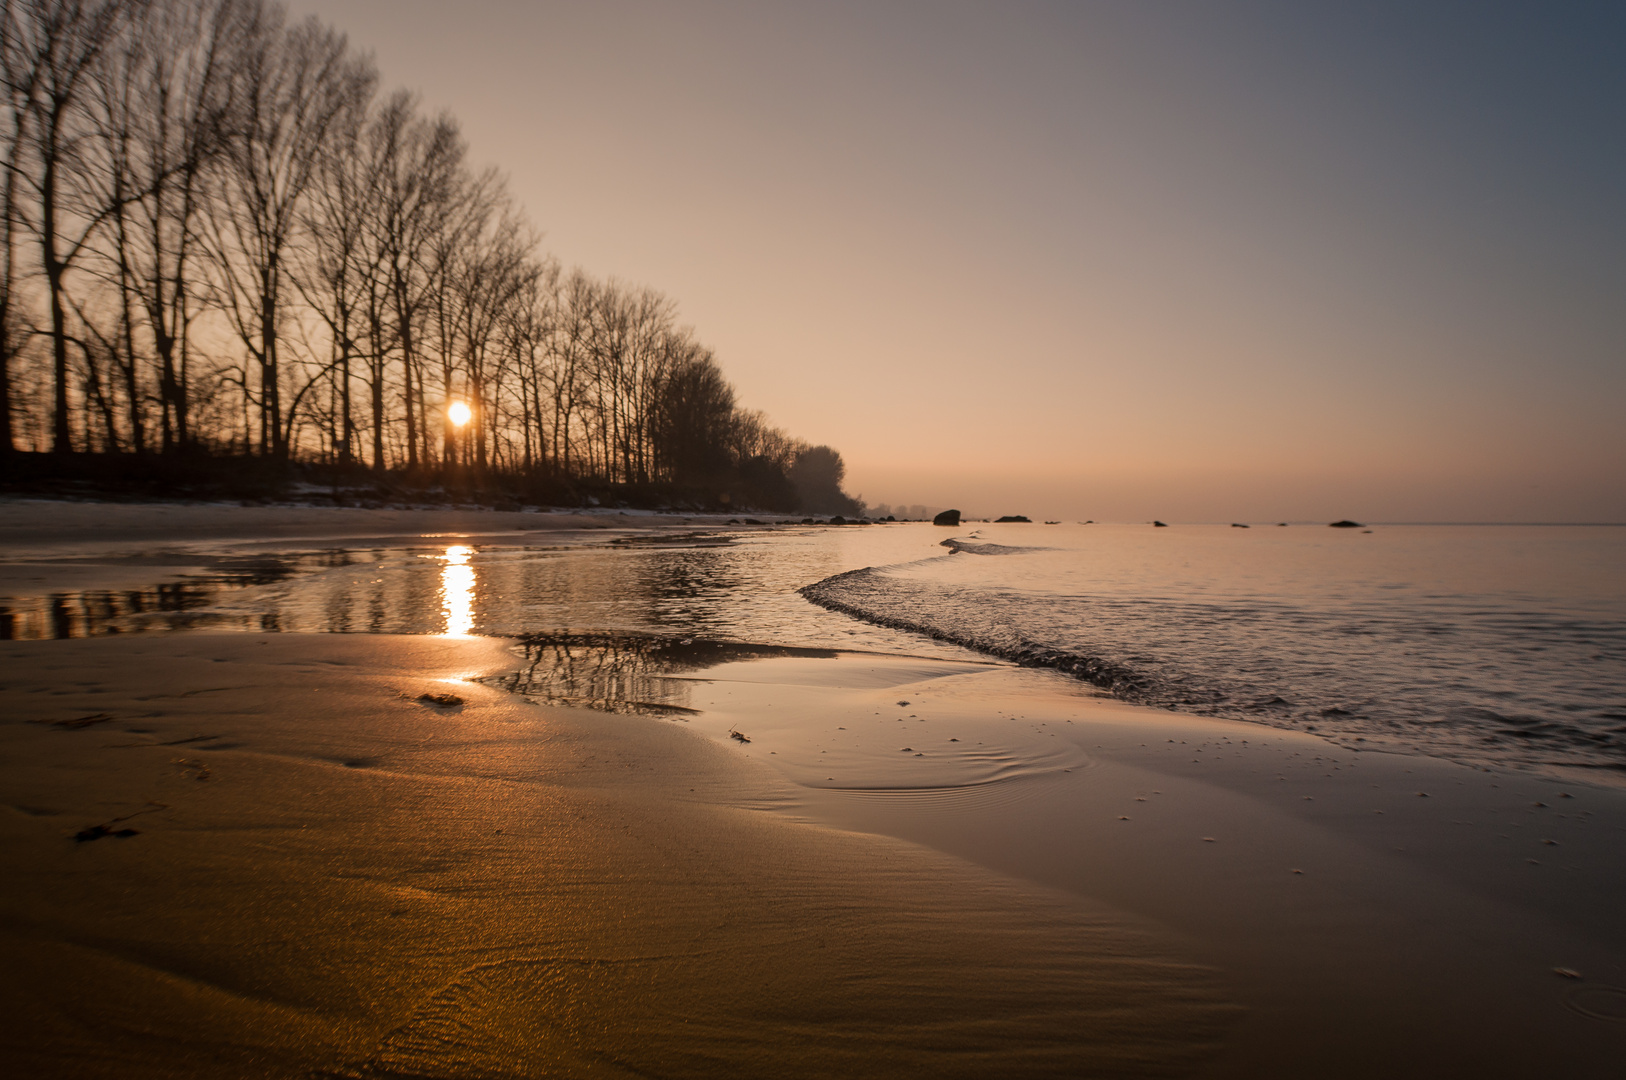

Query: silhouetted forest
[{"left": 0, "top": 0, "right": 861, "bottom": 513}]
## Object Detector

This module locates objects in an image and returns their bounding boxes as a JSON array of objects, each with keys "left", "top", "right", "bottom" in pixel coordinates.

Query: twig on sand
[
  {"left": 74, "top": 801, "right": 170, "bottom": 843},
  {"left": 30, "top": 713, "right": 115, "bottom": 730},
  {"left": 728, "top": 727, "right": 751, "bottom": 743}
]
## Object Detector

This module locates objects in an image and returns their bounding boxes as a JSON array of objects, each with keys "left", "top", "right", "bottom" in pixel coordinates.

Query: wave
[
  {"left": 937, "top": 538, "right": 1047, "bottom": 556},
  {"left": 801, "top": 567, "right": 1151, "bottom": 696},
  {"left": 799, "top": 563, "right": 1626, "bottom": 773}
]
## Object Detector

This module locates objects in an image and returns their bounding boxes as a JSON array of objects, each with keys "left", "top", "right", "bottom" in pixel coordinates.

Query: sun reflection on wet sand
[{"left": 440, "top": 545, "right": 476, "bottom": 637}]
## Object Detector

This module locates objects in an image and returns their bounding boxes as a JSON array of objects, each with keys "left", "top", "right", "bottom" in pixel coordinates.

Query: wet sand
[
  {"left": 646, "top": 655, "right": 1626, "bottom": 1075},
  {"left": 0, "top": 634, "right": 1232, "bottom": 1078},
  {"left": 6, "top": 637, "right": 1625, "bottom": 1076}
]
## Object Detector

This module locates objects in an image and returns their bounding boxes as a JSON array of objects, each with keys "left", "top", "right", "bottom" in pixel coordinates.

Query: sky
[{"left": 290, "top": 0, "right": 1626, "bottom": 522}]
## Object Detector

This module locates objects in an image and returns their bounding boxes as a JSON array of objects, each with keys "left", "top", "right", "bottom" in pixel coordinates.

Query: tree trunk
[
  {"left": 43, "top": 146, "right": 74, "bottom": 453},
  {"left": 260, "top": 270, "right": 281, "bottom": 458}
]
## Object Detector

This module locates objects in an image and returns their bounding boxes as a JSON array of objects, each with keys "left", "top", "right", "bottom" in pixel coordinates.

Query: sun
[{"left": 447, "top": 401, "right": 471, "bottom": 427}]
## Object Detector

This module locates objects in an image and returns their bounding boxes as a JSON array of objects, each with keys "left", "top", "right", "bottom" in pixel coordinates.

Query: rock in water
[
  {"left": 933, "top": 509, "right": 962, "bottom": 526},
  {"left": 995, "top": 515, "right": 1031, "bottom": 523},
  {"left": 1328, "top": 520, "right": 1363, "bottom": 528},
  {"left": 1153, "top": 520, "right": 1168, "bottom": 527}
]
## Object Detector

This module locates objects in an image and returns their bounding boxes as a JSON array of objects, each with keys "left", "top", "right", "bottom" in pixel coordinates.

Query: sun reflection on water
[{"left": 440, "top": 545, "right": 476, "bottom": 637}]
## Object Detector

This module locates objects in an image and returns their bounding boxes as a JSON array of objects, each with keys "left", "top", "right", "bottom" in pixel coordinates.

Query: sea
[
  {"left": 6, "top": 519, "right": 1624, "bottom": 778},
  {"left": 803, "top": 523, "right": 1626, "bottom": 777}
]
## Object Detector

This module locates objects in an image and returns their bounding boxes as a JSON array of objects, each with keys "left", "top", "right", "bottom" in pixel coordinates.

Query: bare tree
[
  {"left": 545, "top": 267, "right": 596, "bottom": 476},
  {"left": 450, "top": 206, "right": 532, "bottom": 467},
  {"left": 200, "top": 2, "right": 370, "bottom": 458},
  {"left": 363, "top": 92, "right": 466, "bottom": 470},
  {"left": 112, "top": 0, "right": 240, "bottom": 454},
  {"left": 0, "top": 0, "right": 35, "bottom": 454},
  {"left": 8, "top": 0, "right": 142, "bottom": 453},
  {"left": 496, "top": 255, "right": 558, "bottom": 472},
  {"left": 651, "top": 342, "right": 734, "bottom": 485},
  {"left": 290, "top": 39, "right": 373, "bottom": 464}
]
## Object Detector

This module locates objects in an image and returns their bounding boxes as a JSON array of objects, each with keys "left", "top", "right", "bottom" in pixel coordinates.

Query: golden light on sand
[
  {"left": 440, "top": 544, "right": 476, "bottom": 637},
  {"left": 447, "top": 400, "right": 472, "bottom": 428}
]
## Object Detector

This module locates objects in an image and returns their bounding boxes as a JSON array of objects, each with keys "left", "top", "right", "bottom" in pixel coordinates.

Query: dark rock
[
  {"left": 828, "top": 515, "right": 847, "bottom": 525},
  {"left": 416, "top": 692, "right": 464, "bottom": 708},
  {"left": 1329, "top": 520, "right": 1363, "bottom": 528},
  {"left": 933, "top": 509, "right": 961, "bottom": 526},
  {"left": 1231, "top": 523, "right": 1249, "bottom": 528},
  {"left": 1153, "top": 520, "right": 1168, "bottom": 527},
  {"left": 994, "top": 515, "right": 1031, "bottom": 523}
]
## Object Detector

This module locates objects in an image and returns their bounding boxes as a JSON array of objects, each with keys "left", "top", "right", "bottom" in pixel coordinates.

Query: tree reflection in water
[
  {"left": 0, "top": 557, "right": 308, "bottom": 640},
  {"left": 491, "top": 633, "right": 837, "bottom": 716}
]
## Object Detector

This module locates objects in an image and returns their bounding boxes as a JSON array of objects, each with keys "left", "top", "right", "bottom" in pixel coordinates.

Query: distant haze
[{"left": 292, "top": 0, "right": 1626, "bottom": 522}]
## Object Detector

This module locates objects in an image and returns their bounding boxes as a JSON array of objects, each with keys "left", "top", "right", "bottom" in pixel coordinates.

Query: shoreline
[{"left": 0, "top": 495, "right": 796, "bottom": 557}]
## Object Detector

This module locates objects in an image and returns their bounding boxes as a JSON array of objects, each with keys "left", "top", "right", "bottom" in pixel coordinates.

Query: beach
[
  {"left": 4, "top": 0, "right": 1619, "bottom": 1072},
  {"left": 3, "top": 502, "right": 1625, "bottom": 1077}
]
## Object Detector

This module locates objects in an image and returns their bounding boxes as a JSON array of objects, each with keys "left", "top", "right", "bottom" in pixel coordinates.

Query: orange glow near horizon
[
  {"left": 440, "top": 545, "right": 475, "bottom": 637},
  {"left": 447, "top": 401, "right": 472, "bottom": 428}
]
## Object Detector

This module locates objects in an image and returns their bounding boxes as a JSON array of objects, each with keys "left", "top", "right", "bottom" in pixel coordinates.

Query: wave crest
[
  {"left": 938, "top": 538, "right": 1047, "bottom": 556},
  {"left": 800, "top": 568, "right": 1149, "bottom": 695},
  {"left": 799, "top": 563, "right": 1626, "bottom": 773}
]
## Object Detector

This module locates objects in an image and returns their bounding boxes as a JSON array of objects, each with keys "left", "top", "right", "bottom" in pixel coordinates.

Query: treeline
[{"left": 0, "top": 0, "right": 860, "bottom": 513}]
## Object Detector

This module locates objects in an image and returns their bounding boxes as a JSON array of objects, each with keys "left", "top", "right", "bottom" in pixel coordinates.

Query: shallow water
[
  {"left": 0, "top": 526, "right": 973, "bottom": 654},
  {"left": 5, "top": 519, "right": 1623, "bottom": 776},
  {"left": 806, "top": 523, "right": 1626, "bottom": 775}
]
